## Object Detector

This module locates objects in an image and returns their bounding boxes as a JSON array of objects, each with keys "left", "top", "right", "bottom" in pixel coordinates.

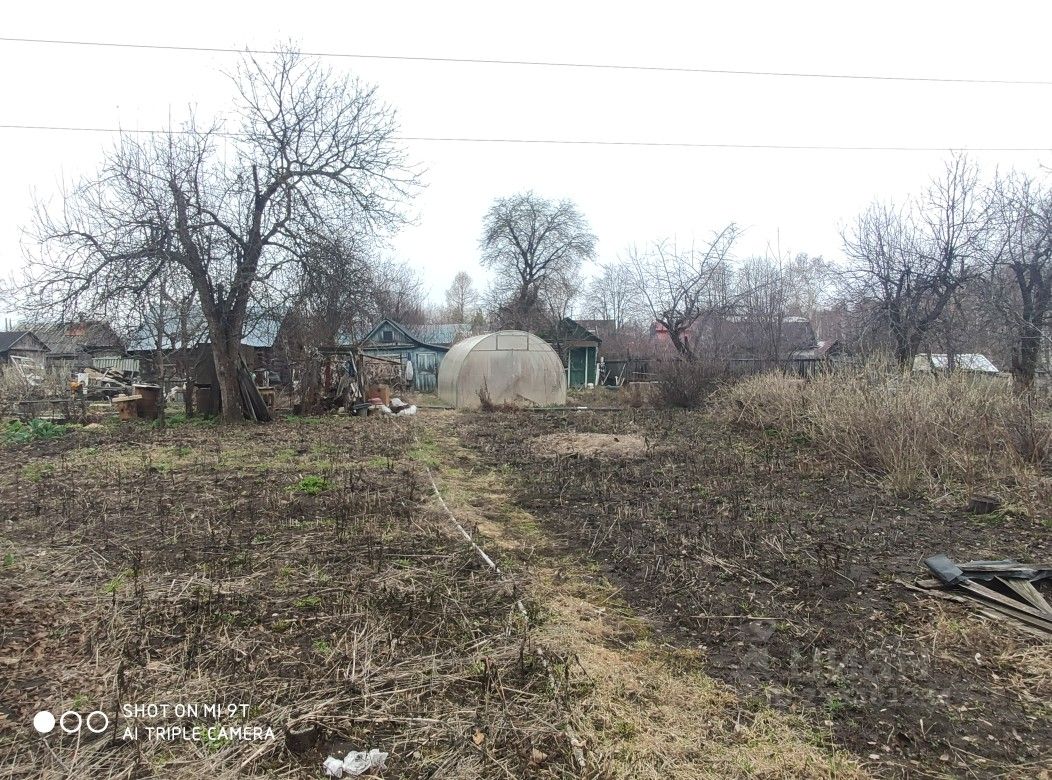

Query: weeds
[
  {"left": 292, "top": 475, "right": 331, "bottom": 495},
  {"left": 655, "top": 359, "right": 727, "bottom": 409},
  {"left": 715, "top": 362, "right": 1052, "bottom": 507},
  {"left": 5, "top": 418, "right": 69, "bottom": 445}
]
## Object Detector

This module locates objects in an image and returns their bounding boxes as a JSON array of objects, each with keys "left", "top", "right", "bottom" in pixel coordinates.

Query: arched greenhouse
[{"left": 437, "top": 330, "right": 566, "bottom": 409}]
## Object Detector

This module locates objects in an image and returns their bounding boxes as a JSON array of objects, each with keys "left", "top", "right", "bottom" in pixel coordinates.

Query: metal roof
[
  {"left": 914, "top": 353, "right": 999, "bottom": 373},
  {"left": 20, "top": 321, "right": 125, "bottom": 355},
  {"left": 0, "top": 332, "right": 38, "bottom": 352}
]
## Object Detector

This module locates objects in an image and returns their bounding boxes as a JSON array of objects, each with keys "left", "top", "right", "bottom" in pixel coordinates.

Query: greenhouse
[{"left": 437, "top": 330, "right": 567, "bottom": 409}]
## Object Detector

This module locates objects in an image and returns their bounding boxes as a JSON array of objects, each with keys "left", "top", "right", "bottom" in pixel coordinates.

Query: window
[{"left": 382, "top": 329, "right": 394, "bottom": 343}]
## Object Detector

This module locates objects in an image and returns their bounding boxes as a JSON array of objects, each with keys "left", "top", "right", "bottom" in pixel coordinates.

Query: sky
[{"left": 2, "top": 0, "right": 1051, "bottom": 316}]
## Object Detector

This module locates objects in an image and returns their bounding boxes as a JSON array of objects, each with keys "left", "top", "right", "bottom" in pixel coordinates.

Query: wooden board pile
[{"left": 909, "top": 554, "right": 1052, "bottom": 637}]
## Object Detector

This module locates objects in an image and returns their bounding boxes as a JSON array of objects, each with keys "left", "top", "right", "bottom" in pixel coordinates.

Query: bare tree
[
  {"left": 480, "top": 192, "right": 596, "bottom": 330},
  {"left": 784, "top": 253, "right": 833, "bottom": 320},
  {"left": 624, "top": 226, "right": 741, "bottom": 360},
  {"left": 841, "top": 156, "right": 988, "bottom": 368},
  {"left": 22, "top": 48, "right": 418, "bottom": 421},
  {"left": 585, "top": 261, "right": 635, "bottom": 329},
  {"left": 736, "top": 256, "right": 792, "bottom": 362},
  {"left": 370, "top": 261, "right": 428, "bottom": 326},
  {"left": 443, "top": 271, "right": 478, "bottom": 322},
  {"left": 987, "top": 171, "right": 1052, "bottom": 388},
  {"left": 132, "top": 271, "right": 207, "bottom": 421}
]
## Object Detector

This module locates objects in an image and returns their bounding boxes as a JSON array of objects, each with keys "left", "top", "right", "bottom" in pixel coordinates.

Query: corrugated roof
[
  {"left": 21, "top": 321, "right": 125, "bottom": 355},
  {"left": 914, "top": 353, "right": 999, "bottom": 373}
]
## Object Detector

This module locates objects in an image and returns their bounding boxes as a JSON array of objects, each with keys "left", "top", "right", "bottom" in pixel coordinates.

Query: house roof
[
  {"left": 0, "top": 331, "right": 46, "bottom": 352},
  {"left": 21, "top": 321, "right": 125, "bottom": 355},
  {"left": 788, "top": 340, "right": 841, "bottom": 361},
  {"left": 914, "top": 353, "right": 999, "bottom": 373},
  {"left": 362, "top": 318, "right": 452, "bottom": 351},
  {"left": 411, "top": 323, "right": 472, "bottom": 347},
  {"left": 538, "top": 317, "right": 602, "bottom": 345},
  {"left": 125, "top": 311, "right": 210, "bottom": 352},
  {"left": 242, "top": 315, "right": 283, "bottom": 348},
  {"left": 574, "top": 319, "right": 617, "bottom": 338}
]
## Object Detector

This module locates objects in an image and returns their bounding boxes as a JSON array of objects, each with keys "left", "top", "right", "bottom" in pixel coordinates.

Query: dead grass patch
[
  {"left": 0, "top": 417, "right": 573, "bottom": 779},
  {"left": 426, "top": 415, "right": 867, "bottom": 779},
  {"left": 529, "top": 432, "right": 651, "bottom": 459}
]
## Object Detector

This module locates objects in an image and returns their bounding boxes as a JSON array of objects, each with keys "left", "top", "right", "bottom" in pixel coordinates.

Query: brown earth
[
  {"left": 528, "top": 432, "right": 650, "bottom": 458},
  {"left": 0, "top": 417, "right": 572, "bottom": 779},
  {"left": 461, "top": 409, "right": 1052, "bottom": 780}
]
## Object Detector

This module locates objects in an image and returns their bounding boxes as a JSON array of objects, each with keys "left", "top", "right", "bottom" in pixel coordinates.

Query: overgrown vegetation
[
  {"left": 0, "top": 418, "right": 571, "bottom": 779},
  {"left": 716, "top": 362, "right": 1052, "bottom": 507},
  {"left": 4, "top": 418, "right": 69, "bottom": 445},
  {"left": 654, "top": 358, "right": 726, "bottom": 408}
]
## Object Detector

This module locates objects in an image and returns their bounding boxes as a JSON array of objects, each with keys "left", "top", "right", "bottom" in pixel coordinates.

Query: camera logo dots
[
  {"left": 33, "top": 711, "right": 55, "bottom": 734},
  {"left": 33, "top": 710, "right": 109, "bottom": 735}
]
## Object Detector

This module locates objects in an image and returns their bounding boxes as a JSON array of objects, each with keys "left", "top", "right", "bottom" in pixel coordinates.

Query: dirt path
[{"left": 420, "top": 412, "right": 867, "bottom": 780}]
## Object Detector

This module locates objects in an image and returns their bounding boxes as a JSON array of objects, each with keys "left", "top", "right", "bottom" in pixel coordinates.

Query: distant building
[
  {"left": 787, "top": 340, "right": 845, "bottom": 376},
  {"left": 913, "top": 353, "right": 999, "bottom": 374},
  {"left": 360, "top": 319, "right": 470, "bottom": 392},
  {"left": 0, "top": 331, "right": 49, "bottom": 366},
  {"left": 22, "top": 320, "right": 128, "bottom": 371},
  {"left": 538, "top": 318, "right": 602, "bottom": 387}
]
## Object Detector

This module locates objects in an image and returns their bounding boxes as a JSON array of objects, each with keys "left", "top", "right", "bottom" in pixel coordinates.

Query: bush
[
  {"left": 4, "top": 418, "right": 69, "bottom": 445},
  {"left": 714, "top": 360, "right": 1052, "bottom": 505},
  {"left": 654, "top": 359, "right": 727, "bottom": 409}
]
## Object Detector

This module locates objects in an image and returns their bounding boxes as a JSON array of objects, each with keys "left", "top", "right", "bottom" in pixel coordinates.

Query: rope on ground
[{"left": 425, "top": 465, "right": 587, "bottom": 771}]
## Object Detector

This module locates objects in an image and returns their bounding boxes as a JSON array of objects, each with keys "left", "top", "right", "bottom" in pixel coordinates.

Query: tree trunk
[
  {"left": 1012, "top": 325, "right": 1041, "bottom": 391},
  {"left": 211, "top": 333, "right": 246, "bottom": 422}
]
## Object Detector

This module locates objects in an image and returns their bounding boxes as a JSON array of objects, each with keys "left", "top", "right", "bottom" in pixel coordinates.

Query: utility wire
[
  {"left": 0, "top": 123, "right": 1048, "bottom": 152},
  {"left": 0, "top": 35, "right": 1050, "bottom": 87}
]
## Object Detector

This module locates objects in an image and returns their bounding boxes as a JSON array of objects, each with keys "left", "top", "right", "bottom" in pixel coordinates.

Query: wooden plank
[
  {"left": 958, "top": 583, "right": 1052, "bottom": 631},
  {"left": 998, "top": 578, "right": 1052, "bottom": 615}
]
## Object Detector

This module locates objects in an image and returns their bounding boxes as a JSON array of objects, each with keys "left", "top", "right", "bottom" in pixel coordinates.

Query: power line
[
  {"left": 1, "top": 35, "right": 1050, "bottom": 87},
  {"left": 0, "top": 123, "right": 1047, "bottom": 152}
]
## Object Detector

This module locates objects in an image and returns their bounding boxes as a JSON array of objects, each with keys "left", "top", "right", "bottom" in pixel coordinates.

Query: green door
[{"left": 568, "top": 347, "right": 592, "bottom": 386}]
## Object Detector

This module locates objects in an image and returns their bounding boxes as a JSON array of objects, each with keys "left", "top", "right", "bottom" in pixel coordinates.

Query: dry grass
[
  {"left": 0, "top": 417, "right": 574, "bottom": 779},
  {"left": 714, "top": 362, "right": 1052, "bottom": 511},
  {"left": 0, "top": 364, "right": 74, "bottom": 419},
  {"left": 527, "top": 432, "right": 650, "bottom": 459},
  {"left": 424, "top": 414, "right": 868, "bottom": 780}
]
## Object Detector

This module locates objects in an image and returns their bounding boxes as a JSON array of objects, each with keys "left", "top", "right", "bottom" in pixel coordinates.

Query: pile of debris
[
  {"left": 361, "top": 384, "right": 416, "bottom": 417},
  {"left": 910, "top": 554, "right": 1052, "bottom": 637}
]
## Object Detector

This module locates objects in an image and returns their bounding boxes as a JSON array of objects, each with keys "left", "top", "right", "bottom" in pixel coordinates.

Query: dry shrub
[
  {"left": 655, "top": 359, "right": 728, "bottom": 409},
  {"left": 0, "top": 365, "right": 73, "bottom": 418},
  {"left": 624, "top": 381, "right": 659, "bottom": 408},
  {"left": 476, "top": 377, "right": 518, "bottom": 412},
  {"left": 715, "top": 359, "right": 1052, "bottom": 506}
]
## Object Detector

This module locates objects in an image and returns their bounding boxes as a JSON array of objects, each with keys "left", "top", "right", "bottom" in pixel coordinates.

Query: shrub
[
  {"left": 654, "top": 359, "right": 727, "bottom": 409},
  {"left": 714, "top": 361, "right": 1052, "bottom": 506}
]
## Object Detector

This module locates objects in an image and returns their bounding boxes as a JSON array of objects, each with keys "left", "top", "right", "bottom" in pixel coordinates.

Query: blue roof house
[{"left": 360, "top": 319, "right": 471, "bottom": 392}]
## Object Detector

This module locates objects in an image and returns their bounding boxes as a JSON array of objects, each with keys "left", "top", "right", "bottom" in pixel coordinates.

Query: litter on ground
[{"left": 322, "top": 748, "right": 389, "bottom": 777}]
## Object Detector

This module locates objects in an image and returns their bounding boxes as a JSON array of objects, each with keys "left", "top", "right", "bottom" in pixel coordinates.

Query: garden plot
[
  {"left": 462, "top": 409, "right": 1052, "bottom": 779},
  {"left": 0, "top": 417, "right": 574, "bottom": 779}
]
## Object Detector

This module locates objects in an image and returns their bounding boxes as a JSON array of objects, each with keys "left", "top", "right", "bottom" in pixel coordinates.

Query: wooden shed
[
  {"left": 0, "top": 331, "right": 49, "bottom": 365},
  {"left": 359, "top": 318, "right": 466, "bottom": 393}
]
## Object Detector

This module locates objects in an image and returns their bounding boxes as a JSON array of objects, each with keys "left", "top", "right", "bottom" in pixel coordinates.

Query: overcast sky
[{"left": 2, "top": 0, "right": 1051, "bottom": 315}]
